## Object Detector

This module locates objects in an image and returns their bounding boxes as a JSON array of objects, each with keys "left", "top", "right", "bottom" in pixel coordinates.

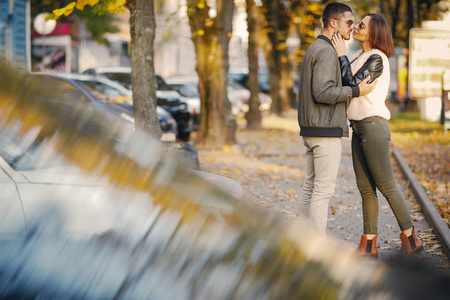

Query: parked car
[
  {"left": 82, "top": 66, "right": 168, "bottom": 90},
  {"left": 0, "top": 128, "right": 116, "bottom": 236},
  {"left": 0, "top": 123, "right": 241, "bottom": 237},
  {"left": 165, "top": 76, "right": 201, "bottom": 130},
  {"left": 227, "top": 79, "right": 272, "bottom": 117},
  {"left": 30, "top": 73, "right": 193, "bottom": 142},
  {"left": 154, "top": 90, "right": 192, "bottom": 141},
  {"left": 82, "top": 67, "right": 199, "bottom": 132},
  {"left": 228, "top": 68, "right": 270, "bottom": 94},
  {"left": 72, "top": 74, "right": 192, "bottom": 141},
  {"left": 292, "top": 76, "right": 299, "bottom": 108}
]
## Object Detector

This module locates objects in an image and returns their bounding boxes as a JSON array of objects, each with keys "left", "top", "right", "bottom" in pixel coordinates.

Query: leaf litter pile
[{"left": 197, "top": 110, "right": 449, "bottom": 269}]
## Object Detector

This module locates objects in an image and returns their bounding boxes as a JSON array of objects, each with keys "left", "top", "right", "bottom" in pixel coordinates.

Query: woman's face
[{"left": 353, "top": 15, "right": 371, "bottom": 43}]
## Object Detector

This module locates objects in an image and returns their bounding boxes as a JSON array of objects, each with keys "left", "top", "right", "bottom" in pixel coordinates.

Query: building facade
[{"left": 0, "top": 0, "right": 30, "bottom": 71}]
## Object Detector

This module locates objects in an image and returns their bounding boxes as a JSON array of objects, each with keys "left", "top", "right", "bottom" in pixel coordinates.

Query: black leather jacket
[{"left": 338, "top": 54, "right": 383, "bottom": 87}]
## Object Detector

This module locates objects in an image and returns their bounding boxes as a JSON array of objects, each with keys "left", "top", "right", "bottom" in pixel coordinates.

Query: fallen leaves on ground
[
  {"left": 199, "top": 112, "right": 304, "bottom": 219},
  {"left": 197, "top": 110, "right": 449, "bottom": 268},
  {"left": 390, "top": 112, "right": 450, "bottom": 227}
]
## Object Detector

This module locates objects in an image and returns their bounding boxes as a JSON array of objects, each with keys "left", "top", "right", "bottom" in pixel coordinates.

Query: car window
[
  {"left": 156, "top": 75, "right": 172, "bottom": 91},
  {"left": 0, "top": 128, "right": 64, "bottom": 170},
  {"left": 47, "top": 78, "right": 89, "bottom": 103},
  {"left": 228, "top": 80, "right": 245, "bottom": 90},
  {"left": 228, "top": 73, "right": 246, "bottom": 82},
  {"left": 76, "top": 80, "right": 132, "bottom": 104},
  {"left": 82, "top": 69, "right": 95, "bottom": 76},
  {"left": 93, "top": 72, "right": 171, "bottom": 92},
  {"left": 169, "top": 84, "right": 199, "bottom": 98},
  {"left": 102, "top": 72, "right": 132, "bottom": 90},
  {"left": 258, "top": 73, "right": 269, "bottom": 84}
]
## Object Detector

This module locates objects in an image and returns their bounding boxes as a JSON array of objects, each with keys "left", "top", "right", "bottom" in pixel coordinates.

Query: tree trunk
[
  {"left": 406, "top": 0, "right": 416, "bottom": 45},
  {"left": 379, "top": 0, "right": 385, "bottom": 15},
  {"left": 354, "top": 0, "right": 445, "bottom": 47},
  {"left": 390, "top": 0, "right": 401, "bottom": 44},
  {"left": 187, "top": 0, "right": 236, "bottom": 149},
  {"left": 128, "top": 0, "right": 162, "bottom": 139},
  {"left": 245, "top": 0, "right": 262, "bottom": 130},
  {"left": 261, "top": 0, "right": 291, "bottom": 116},
  {"left": 291, "top": 0, "right": 322, "bottom": 109}
]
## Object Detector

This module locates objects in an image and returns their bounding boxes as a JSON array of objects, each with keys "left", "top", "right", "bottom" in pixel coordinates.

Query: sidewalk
[{"left": 198, "top": 111, "right": 449, "bottom": 271}]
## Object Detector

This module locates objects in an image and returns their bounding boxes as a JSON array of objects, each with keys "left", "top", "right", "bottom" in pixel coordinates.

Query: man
[{"left": 297, "top": 2, "right": 375, "bottom": 234}]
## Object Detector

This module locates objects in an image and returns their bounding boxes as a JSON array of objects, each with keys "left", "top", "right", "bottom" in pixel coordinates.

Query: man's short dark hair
[{"left": 322, "top": 2, "right": 352, "bottom": 28}]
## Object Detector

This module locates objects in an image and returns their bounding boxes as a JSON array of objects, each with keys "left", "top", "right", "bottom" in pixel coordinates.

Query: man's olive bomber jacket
[{"left": 297, "top": 35, "right": 360, "bottom": 138}]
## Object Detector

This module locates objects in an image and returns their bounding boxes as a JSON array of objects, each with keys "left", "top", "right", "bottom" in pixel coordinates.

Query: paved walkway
[{"left": 199, "top": 114, "right": 449, "bottom": 272}]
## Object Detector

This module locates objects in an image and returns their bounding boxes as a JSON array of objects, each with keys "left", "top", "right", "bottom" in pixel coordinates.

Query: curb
[{"left": 392, "top": 142, "right": 450, "bottom": 257}]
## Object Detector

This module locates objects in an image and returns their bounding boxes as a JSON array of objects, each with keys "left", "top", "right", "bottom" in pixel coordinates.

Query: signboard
[
  {"left": 443, "top": 70, "right": 450, "bottom": 133},
  {"left": 409, "top": 29, "right": 450, "bottom": 99},
  {"left": 443, "top": 69, "right": 450, "bottom": 91}
]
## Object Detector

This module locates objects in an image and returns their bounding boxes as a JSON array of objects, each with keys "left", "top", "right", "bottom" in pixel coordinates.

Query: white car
[
  {"left": 0, "top": 127, "right": 243, "bottom": 237},
  {"left": 0, "top": 131, "right": 116, "bottom": 237}
]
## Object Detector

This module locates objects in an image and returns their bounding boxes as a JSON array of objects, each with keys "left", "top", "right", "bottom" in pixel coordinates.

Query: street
[{"left": 199, "top": 110, "right": 450, "bottom": 271}]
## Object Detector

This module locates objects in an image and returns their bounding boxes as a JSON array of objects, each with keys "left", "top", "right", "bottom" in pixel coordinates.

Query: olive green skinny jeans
[{"left": 351, "top": 116, "right": 413, "bottom": 234}]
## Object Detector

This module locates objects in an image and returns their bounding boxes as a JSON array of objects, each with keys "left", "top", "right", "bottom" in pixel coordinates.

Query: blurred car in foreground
[
  {"left": 0, "top": 126, "right": 243, "bottom": 237},
  {"left": 0, "top": 129, "right": 114, "bottom": 236},
  {"left": 82, "top": 67, "right": 199, "bottom": 132},
  {"left": 31, "top": 73, "right": 187, "bottom": 142},
  {"left": 0, "top": 86, "right": 243, "bottom": 234}
]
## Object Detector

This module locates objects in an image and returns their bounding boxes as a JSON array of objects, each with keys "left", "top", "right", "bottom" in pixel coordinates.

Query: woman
[{"left": 331, "top": 14, "right": 423, "bottom": 257}]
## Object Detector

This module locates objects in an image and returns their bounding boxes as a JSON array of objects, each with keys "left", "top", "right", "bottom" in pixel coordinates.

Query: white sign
[
  {"left": 444, "top": 70, "right": 450, "bottom": 91},
  {"left": 409, "top": 29, "right": 450, "bottom": 99}
]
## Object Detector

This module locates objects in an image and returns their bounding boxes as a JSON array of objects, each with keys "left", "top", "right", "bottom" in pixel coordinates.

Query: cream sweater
[{"left": 347, "top": 49, "right": 391, "bottom": 121}]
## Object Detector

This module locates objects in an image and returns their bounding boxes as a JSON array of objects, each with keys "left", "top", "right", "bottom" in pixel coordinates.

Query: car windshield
[
  {"left": 156, "top": 75, "right": 172, "bottom": 91},
  {"left": 101, "top": 72, "right": 132, "bottom": 90},
  {"left": 228, "top": 80, "right": 245, "bottom": 90},
  {"left": 0, "top": 127, "right": 65, "bottom": 170},
  {"left": 169, "top": 84, "right": 199, "bottom": 98},
  {"left": 76, "top": 80, "right": 132, "bottom": 104},
  {"left": 258, "top": 72, "right": 269, "bottom": 84}
]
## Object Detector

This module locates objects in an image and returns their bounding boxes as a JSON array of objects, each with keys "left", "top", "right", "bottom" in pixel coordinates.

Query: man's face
[{"left": 333, "top": 11, "right": 355, "bottom": 40}]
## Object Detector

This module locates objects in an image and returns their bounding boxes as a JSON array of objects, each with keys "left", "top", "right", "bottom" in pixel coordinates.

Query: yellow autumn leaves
[
  {"left": 47, "top": 0, "right": 127, "bottom": 21},
  {"left": 197, "top": 1, "right": 206, "bottom": 9},
  {"left": 51, "top": 2, "right": 76, "bottom": 18}
]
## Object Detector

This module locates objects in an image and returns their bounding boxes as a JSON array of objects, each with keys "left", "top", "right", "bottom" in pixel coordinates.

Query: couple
[{"left": 297, "top": 2, "right": 423, "bottom": 257}]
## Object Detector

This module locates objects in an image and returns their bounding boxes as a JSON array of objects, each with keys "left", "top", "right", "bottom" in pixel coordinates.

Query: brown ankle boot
[
  {"left": 400, "top": 226, "right": 423, "bottom": 255},
  {"left": 354, "top": 235, "right": 378, "bottom": 258}
]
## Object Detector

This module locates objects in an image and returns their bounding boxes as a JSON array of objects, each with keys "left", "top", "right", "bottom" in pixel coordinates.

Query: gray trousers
[
  {"left": 298, "top": 137, "right": 342, "bottom": 234},
  {"left": 351, "top": 117, "right": 413, "bottom": 234}
]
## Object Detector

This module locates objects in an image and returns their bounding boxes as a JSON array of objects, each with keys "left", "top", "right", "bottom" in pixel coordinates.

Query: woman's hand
[{"left": 332, "top": 32, "right": 346, "bottom": 57}]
